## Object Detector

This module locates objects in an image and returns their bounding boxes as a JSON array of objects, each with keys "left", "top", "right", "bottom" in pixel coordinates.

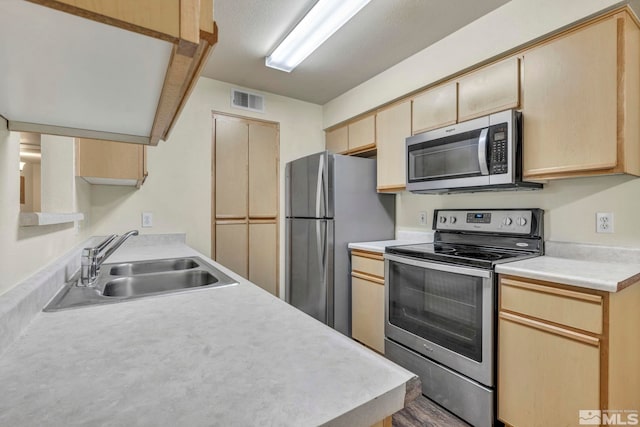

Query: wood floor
[{"left": 392, "top": 395, "right": 471, "bottom": 427}]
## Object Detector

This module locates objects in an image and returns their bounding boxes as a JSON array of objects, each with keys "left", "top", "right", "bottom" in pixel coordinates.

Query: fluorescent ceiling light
[{"left": 266, "top": 0, "right": 372, "bottom": 72}]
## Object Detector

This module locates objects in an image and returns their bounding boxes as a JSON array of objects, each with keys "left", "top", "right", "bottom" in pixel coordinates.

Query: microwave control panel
[
  {"left": 435, "top": 209, "right": 533, "bottom": 234},
  {"left": 489, "top": 123, "right": 508, "bottom": 175}
]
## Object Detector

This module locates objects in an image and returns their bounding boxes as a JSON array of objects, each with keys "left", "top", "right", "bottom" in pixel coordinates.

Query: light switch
[{"left": 142, "top": 212, "right": 153, "bottom": 228}]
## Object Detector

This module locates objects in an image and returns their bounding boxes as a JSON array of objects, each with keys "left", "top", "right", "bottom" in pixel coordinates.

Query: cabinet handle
[
  {"left": 499, "top": 312, "right": 600, "bottom": 347},
  {"left": 352, "top": 271, "right": 385, "bottom": 285}
]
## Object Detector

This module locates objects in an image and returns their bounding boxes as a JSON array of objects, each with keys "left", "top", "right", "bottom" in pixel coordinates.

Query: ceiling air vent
[{"left": 231, "top": 88, "right": 265, "bottom": 113}]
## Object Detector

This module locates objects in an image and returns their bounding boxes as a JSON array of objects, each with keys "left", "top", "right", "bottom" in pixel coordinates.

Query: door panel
[
  {"left": 215, "top": 222, "right": 248, "bottom": 278},
  {"left": 215, "top": 119, "right": 248, "bottom": 218},
  {"left": 376, "top": 101, "right": 411, "bottom": 191},
  {"left": 249, "top": 222, "right": 277, "bottom": 295},
  {"left": 288, "top": 153, "right": 328, "bottom": 218},
  {"left": 286, "top": 218, "right": 328, "bottom": 323},
  {"left": 249, "top": 123, "right": 278, "bottom": 218},
  {"left": 412, "top": 82, "right": 457, "bottom": 134}
]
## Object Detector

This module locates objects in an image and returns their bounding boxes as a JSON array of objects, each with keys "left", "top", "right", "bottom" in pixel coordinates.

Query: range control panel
[{"left": 434, "top": 209, "right": 534, "bottom": 234}]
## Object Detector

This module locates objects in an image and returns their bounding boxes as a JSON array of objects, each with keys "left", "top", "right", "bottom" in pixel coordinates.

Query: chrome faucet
[{"left": 80, "top": 230, "right": 139, "bottom": 286}]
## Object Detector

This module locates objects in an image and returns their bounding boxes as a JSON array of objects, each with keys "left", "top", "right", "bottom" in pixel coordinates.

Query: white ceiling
[{"left": 202, "top": 0, "right": 510, "bottom": 105}]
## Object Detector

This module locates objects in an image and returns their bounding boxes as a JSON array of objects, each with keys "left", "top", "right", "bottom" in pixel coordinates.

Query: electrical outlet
[
  {"left": 418, "top": 211, "right": 428, "bottom": 226},
  {"left": 596, "top": 212, "right": 613, "bottom": 233},
  {"left": 142, "top": 212, "right": 153, "bottom": 228}
]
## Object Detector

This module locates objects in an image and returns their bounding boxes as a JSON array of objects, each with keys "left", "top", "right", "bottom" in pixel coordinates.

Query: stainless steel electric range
[{"left": 384, "top": 209, "right": 544, "bottom": 427}]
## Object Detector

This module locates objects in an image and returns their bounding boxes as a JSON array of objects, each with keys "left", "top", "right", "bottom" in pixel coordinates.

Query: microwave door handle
[{"left": 478, "top": 128, "right": 490, "bottom": 176}]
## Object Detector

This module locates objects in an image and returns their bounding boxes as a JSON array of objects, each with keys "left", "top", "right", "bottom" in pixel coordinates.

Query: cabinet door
[
  {"left": 215, "top": 119, "right": 248, "bottom": 218},
  {"left": 376, "top": 101, "right": 411, "bottom": 191},
  {"left": 348, "top": 114, "right": 376, "bottom": 152},
  {"left": 498, "top": 313, "right": 600, "bottom": 427},
  {"left": 325, "top": 126, "right": 348, "bottom": 154},
  {"left": 76, "top": 138, "right": 143, "bottom": 183},
  {"left": 522, "top": 17, "right": 618, "bottom": 178},
  {"left": 351, "top": 274, "right": 385, "bottom": 353},
  {"left": 249, "top": 222, "right": 277, "bottom": 296},
  {"left": 412, "top": 82, "right": 457, "bottom": 134},
  {"left": 248, "top": 123, "right": 278, "bottom": 218},
  {"left": 458, "top": 56, "right": 520, "bottom": 122},
  {"left": 215, "top": 222, "right": 248, "bottom": 278}
]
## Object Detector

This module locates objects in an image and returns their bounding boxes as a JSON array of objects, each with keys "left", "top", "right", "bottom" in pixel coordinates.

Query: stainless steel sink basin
[
  {"left": 103, "top": 270, "right": 217, "bottom": 297},
  {"left": 109, "top": 258, "right": 199, "bottom": 276},
  {"left": 44, "top": 257, "right": 237, "bottom": 311}
]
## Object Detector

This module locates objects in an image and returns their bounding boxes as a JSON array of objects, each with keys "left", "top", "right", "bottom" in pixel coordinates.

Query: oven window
[
  {"left": 388, "top": 261, "right": 483, "bottom": 362},
  {"left": 408, "top": 129, "right": 484, "bottom": 182}
]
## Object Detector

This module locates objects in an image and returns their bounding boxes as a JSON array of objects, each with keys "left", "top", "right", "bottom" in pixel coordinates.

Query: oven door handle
[
  {"left": 384, "top": 253, "right": 492, "bottom": 279},
  {"left": 478, "top": 127, "right": 489, "bottom": 176}
]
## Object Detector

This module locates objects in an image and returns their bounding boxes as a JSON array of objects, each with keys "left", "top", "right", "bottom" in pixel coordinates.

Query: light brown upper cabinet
[
  {"left": 521, "top": 12, "right": 640, "bottom": 179},
  {"left": 325, "top": 113, "right": 376, "bottom": 155},
  {"left": 249, "top": 125, "right": 278, "bottom": 218},
  {"left": 411, "top": 57, "right": 519, "bottom": 135},
  {"left": 376, "top": 100, "right": 411, "bottom": 192},
  {"left": 457, "top": 57, "right": 520, "bottom": 122},
  {"left": 76, "top": 138, "right": 147, "bottom": 187},
  {"left": 412, "top": 82, "right": 457, "bottom": 134},
  {"left": 213, "top": 114, "right": 279, "bottom": 295},
  {"left": 2, "top": 0, "right": 216, "bottom": 146},
  {"left": 215, "top": 119, "right": 249, "bottom": 219},
  {"left": 348, "top": 114, "right": 376, "bottom": 153},
  {"left": 325, "top": 126, "right": 349, "bottom": 154}
]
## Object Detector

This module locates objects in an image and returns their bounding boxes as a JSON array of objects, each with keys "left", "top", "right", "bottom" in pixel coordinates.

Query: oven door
[{"left": 385, "top": 253, "right": 495, "bottom": 386}]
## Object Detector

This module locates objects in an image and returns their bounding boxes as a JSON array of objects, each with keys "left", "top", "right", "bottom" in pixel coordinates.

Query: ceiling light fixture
[
  {"left": 19, "top": 161, "right": 26, "bottom": 171},
  {"left": 265, "top": 0, "right": 372, "bottom": 72}
]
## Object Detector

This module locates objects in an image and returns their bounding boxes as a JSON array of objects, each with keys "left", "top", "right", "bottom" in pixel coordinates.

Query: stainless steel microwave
[{"left": 405, "top": 109, "right": 541, "bottom": 193}]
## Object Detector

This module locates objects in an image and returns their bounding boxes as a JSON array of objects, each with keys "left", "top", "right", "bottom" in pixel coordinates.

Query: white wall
[
  {"left": 90, "top": 77, "right": 324, "bottom": 295},
  {"left": 322, "top": 0, "right": 640, "bottom": 247},
  {"left": 0, "top": 121, "right": 91, "bottom": 296}
]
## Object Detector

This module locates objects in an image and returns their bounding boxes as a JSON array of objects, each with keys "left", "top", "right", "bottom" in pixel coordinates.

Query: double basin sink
[{"left": 45, "top": 257, "right": 238, "bottom": 311}]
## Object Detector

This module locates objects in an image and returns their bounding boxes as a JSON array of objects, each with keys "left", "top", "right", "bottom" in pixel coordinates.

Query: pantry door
[{"left": 212, "top": 113, "right": 279, "bottom": 296}]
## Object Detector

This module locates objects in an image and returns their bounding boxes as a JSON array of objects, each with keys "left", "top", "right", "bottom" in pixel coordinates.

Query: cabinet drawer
[
  {"left": 500, "top": 277, "right": 603, "bottom": 334},
  {"left": 352, "top": 252, "right": 384, "bottom": 278}
]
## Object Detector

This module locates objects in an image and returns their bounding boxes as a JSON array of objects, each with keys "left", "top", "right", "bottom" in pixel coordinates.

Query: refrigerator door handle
[
  {"left": 315, "top": 154, "right": 325, "bottom": 218},
  {"left": 315, "top": 220, "right": 326, "bottom": 289}
]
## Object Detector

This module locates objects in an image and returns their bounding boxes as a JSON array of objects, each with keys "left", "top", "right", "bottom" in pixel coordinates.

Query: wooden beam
[{"left": 150, "top": 23, "right": 217, "bottom": 145}]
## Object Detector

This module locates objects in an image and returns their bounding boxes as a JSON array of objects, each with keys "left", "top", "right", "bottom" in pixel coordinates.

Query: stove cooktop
[{"left": 385, "top": 242, "right": 539, "bottom": 269}]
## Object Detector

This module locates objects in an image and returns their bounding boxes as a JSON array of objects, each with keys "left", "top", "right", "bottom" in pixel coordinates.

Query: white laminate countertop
[
  {"left": 348, "top": 240, "right": 420, "bottom": 253},
  {"left": 496, "top": 256, "right": 640, "bottom": 293},
  {"left": 0, "top": 242, "right": 416, "bottom": 427},
  {"left": 349, "top": 230, "right": 434, "bottom": 254}
]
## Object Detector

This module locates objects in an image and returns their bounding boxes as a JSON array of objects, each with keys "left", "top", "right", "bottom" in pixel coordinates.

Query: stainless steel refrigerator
[{"left": 285, "top": 151, "right": 395, "bottom": 337}]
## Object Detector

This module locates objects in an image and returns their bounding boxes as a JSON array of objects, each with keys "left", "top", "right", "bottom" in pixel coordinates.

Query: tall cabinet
[{"left": 213, "top": 115, "right": 279, "bottom": 296}]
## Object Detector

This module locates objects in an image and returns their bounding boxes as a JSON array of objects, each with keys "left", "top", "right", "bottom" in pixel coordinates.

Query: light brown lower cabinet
[
  {"left": 498, "top": 275, "right": 640, "bottom": 427},
  {"left": 248, "top": 222, "right": 277, "bottom": 295},
  {"left": 215, "top": 222, "right": 248, "bottom": 279},
  {"left": 351, "top": 250, "right": 385, "bottom": 354}
]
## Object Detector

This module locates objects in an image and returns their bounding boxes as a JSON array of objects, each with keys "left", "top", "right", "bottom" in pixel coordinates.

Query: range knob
[
  {"left": 439, "top": 216, "right": 447, "bottom": 224},
  {"left": 502, "top": 217, "right": 513, "bottom": 226},
  {"left": 449, "top": 216, "right": 457, "bottom": 224},
  {"left": 516, "top": 216, "right": 527, "bottom": 226}
]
